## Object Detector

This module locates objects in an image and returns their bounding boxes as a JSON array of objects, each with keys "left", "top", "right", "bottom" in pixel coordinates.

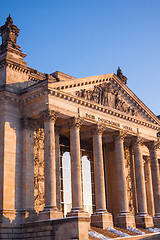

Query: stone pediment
[
  {"left": 47, "top": 72, "right": 160, "bottom": 126},
  {"left": 75, "top": 81, "right": 136, "bottom": 117}
]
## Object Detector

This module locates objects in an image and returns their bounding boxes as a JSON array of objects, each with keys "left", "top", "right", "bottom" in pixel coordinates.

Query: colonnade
[{"left": 36, "top": 111, "right": 160, "bottom": 228}]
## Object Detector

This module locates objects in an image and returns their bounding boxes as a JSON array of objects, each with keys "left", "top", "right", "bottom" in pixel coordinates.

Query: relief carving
[
  {"left": 124, "top": 147, "right": 134, "bottom": 214},
  {"left": 75, "top": 82, "right": 136, "bottom": 116},
  {"left": 34, "top": 128, "right": 45, "bottom": 213}
]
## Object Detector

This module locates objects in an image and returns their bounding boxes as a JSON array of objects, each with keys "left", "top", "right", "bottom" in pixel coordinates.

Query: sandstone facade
[{"left": 0, "top": 15, "right": 160, "bottom": 239}]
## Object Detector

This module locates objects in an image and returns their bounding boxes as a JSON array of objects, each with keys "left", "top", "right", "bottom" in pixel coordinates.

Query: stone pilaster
[
  {"left": 55, "top": 126, "right": 61, "bottom": 211},
  {"left": 133, "top": 137, "right": 153, "bottom": 228},
  {"left": 38, "top": 110, "right": 63, "bottom": 220},
  {"left": 143, "top": 156, "right": 155, "bottom": 217},
  {"left": 114, "top": 131, "right": 135, "bottom": 228},
  {"left": 22, "top": 117, "right": 36, "bottom": 222},
  {"left": 66, "top": 117, "right": 90, "bottom": 240},
  {"left": 67, "top": 117, "right": 89, "bottom": 217},
  {"left": 91, "top": 124, "right": 113, "bottom": 229},
  {"left": 145, "top": 141, "right": 160, "bottom": 227}
]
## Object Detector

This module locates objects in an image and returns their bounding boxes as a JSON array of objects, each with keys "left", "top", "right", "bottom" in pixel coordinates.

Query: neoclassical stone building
[{"left": 0, "top": 15, "right": 160, "bottom": 239}]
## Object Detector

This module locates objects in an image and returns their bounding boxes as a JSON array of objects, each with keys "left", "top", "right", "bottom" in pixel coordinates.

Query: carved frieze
[{"left": 75, "top": 82, "right": 136, "bottom": 116}]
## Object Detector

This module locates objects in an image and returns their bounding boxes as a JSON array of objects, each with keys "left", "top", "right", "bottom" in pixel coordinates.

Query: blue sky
[{"left": 0, "top": 0, "right": 160, "bottom": 115}]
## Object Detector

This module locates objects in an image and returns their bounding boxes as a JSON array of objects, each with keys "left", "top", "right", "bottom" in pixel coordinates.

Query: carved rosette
[
  {"left": 91, "top": 124, "right": 106, "bottom": 136},
  {"left": 40, "top": 110, "right": 59, "bottom": 123},
  {"left": 68, "top": 117, "right": 84, "bottom": 129}
]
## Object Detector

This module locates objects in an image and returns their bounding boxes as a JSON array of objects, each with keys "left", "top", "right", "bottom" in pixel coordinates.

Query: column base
[
  {"left": 153, "top": 215, "right": 160, "bottom": 228},
  {"left": 114, "top": 212, "right": 136, "bottom": 228},
  {"left": 38, "top": 208, "right": 63, "bottom": 221},
  {"left": 136, "top": 214, "right": 154, "bottom": 228},
  {"left": 91, "top": 210, "right": 113, "bottom": 229},
  {"left": 66, "top": 208, "right": 89, "bottom": 218}
]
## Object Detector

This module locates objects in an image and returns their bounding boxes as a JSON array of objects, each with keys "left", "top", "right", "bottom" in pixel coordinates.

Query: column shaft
[
  {"left": 70, "top": 123, "right": 83, "bottom": 210},
  {"left": 114, "top": 131, "right": 135, "bottom": 228},
  {"left": 91, "top": 125, "right": 113, "bottom": 229},
  {"left": 149, "top": 144, "right": 160, "bottom": 216},
  {"left": 133, "top": 138, "right": 153, "bottom": 228},
  {"left": 114, "top": 136, "right": 129, "bottom": 213},
  {"left": 144, "top": 156, "right": 155, "bottom": 216},
  {"left": 44, "top": 119, "right": 57, "bottom": 208},
  {"left": 39, "top": 110, "right": 63, "bottom": 220},
  {"left": 93, "top": 133, "right": 106, "bottom": 211},
  {"left": 133, "top": 141, "right": 148, "bottom": 214}
]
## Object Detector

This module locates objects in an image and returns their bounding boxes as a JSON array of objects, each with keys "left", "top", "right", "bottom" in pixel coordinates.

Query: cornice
[
  {"left": 51, "top": 73, "right": 160, "bottom": 126},
  {"left": 0, "top": 44, "right": 27, "bottom": 58},
  {"left": 21, "top": 85, "right": 160, "bottom": 131},
  {"left": 0, "top": 58, "right": 47, "bottom": 83},
  {"left": 0, "top": 90, "right": 21, "bottom": 103},
  {"left": 112, "top": 74, "right": 160, "bottom": 126},
  {"left": 47, "top": 88, "right": 160, "bottom": 131},
  {"left": 53, "top": 74, "right": 113, "bottom": 90}
]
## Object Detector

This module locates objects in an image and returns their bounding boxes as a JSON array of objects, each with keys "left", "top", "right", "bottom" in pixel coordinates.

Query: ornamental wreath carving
[{"left": 75, "top": 82, "right": 136, "bottom": 116}]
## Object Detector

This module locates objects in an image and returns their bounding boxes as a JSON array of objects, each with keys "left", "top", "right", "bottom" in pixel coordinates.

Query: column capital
[
  {"left": 68, "top": 117, "right": 84, "bottom": 129},
  {"left": 40, "top": 109, "right": 59, "bottom": 123},
  {"left": 144, "top": 140, "right": 160, "bottom": 150},
  {"left": 21, "top": 116, "right": 37, "bottom": 130},
  {"left": 143, "top": 156, "right": 150, "bottom": 164},
  {"left": 113, "top": 130, "right": 127, "bottom": 141},
  {"left": 132, "top": 136, "right": 144, "bottom": 146},
  {"left": 91, "top": 124, "right": 106, "bottom": 136}
]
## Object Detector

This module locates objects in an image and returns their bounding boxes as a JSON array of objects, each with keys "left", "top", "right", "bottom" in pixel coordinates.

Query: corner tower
[{"left": 0, "top": 15, "right": 27, "bottom": 87}]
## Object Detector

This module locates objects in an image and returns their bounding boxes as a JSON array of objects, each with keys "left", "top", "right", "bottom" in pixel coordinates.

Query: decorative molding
[
  {"left": 132, "top": 136, "right": 144, "bottom": 146},
  {"left": 91, "top": 124, "right": 106, "bottom": 136},
  {"left": 34, "top": 127, "right": 45, "bottom": 213},
  {"left": 113, "top": 130, "right": 127, "bottom": 141},
  {"left": 75, "top": 82, "right": 136, "bottom": 116},
  {"left": 40, "top": 110, "right": 59, "bottom": 123},
  {"left": 0, "top": 92, "right": 21, "bottom": 103},
  {"left": 22, "top": 116, "right": 37, "bottom": 130},
  {"left": 68, "top": 117, "right": 84, "bottom": 129},
  {"left": 47, "top": 89, "right": 160, "bottom": 131},
  {"left": 143, "top": 155, "right": 150, "bottom": 164},
  {"left": 144, "top": 141, "right": 160, "bottom": 151}
]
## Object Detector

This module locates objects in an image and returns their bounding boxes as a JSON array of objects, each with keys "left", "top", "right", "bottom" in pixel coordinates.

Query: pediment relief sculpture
[{"left": 75, "top": 82, "right": 137, "bottom": 116}]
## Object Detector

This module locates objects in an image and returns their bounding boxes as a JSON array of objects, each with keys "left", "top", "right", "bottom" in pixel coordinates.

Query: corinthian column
[
  {"left": 67, "top": 117, "right": 89, "bottom": 217},
  {"left": 114, "top": 131, "right": 135, "bottom": 228},
  {"left": 145, "top": 141, "right": 160, "bottom": 227},
  {"left": 133, "top": 137, "right": 153, "bottom": 228},
  {"left": 39, "top": 110, "right": 63, "bottom": 220},
  {"left": 143, "top": 156, "right": 155, "bottom": 217},
  {"left": 91, "top": 124, "right": 113, "bottom": 229}
]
